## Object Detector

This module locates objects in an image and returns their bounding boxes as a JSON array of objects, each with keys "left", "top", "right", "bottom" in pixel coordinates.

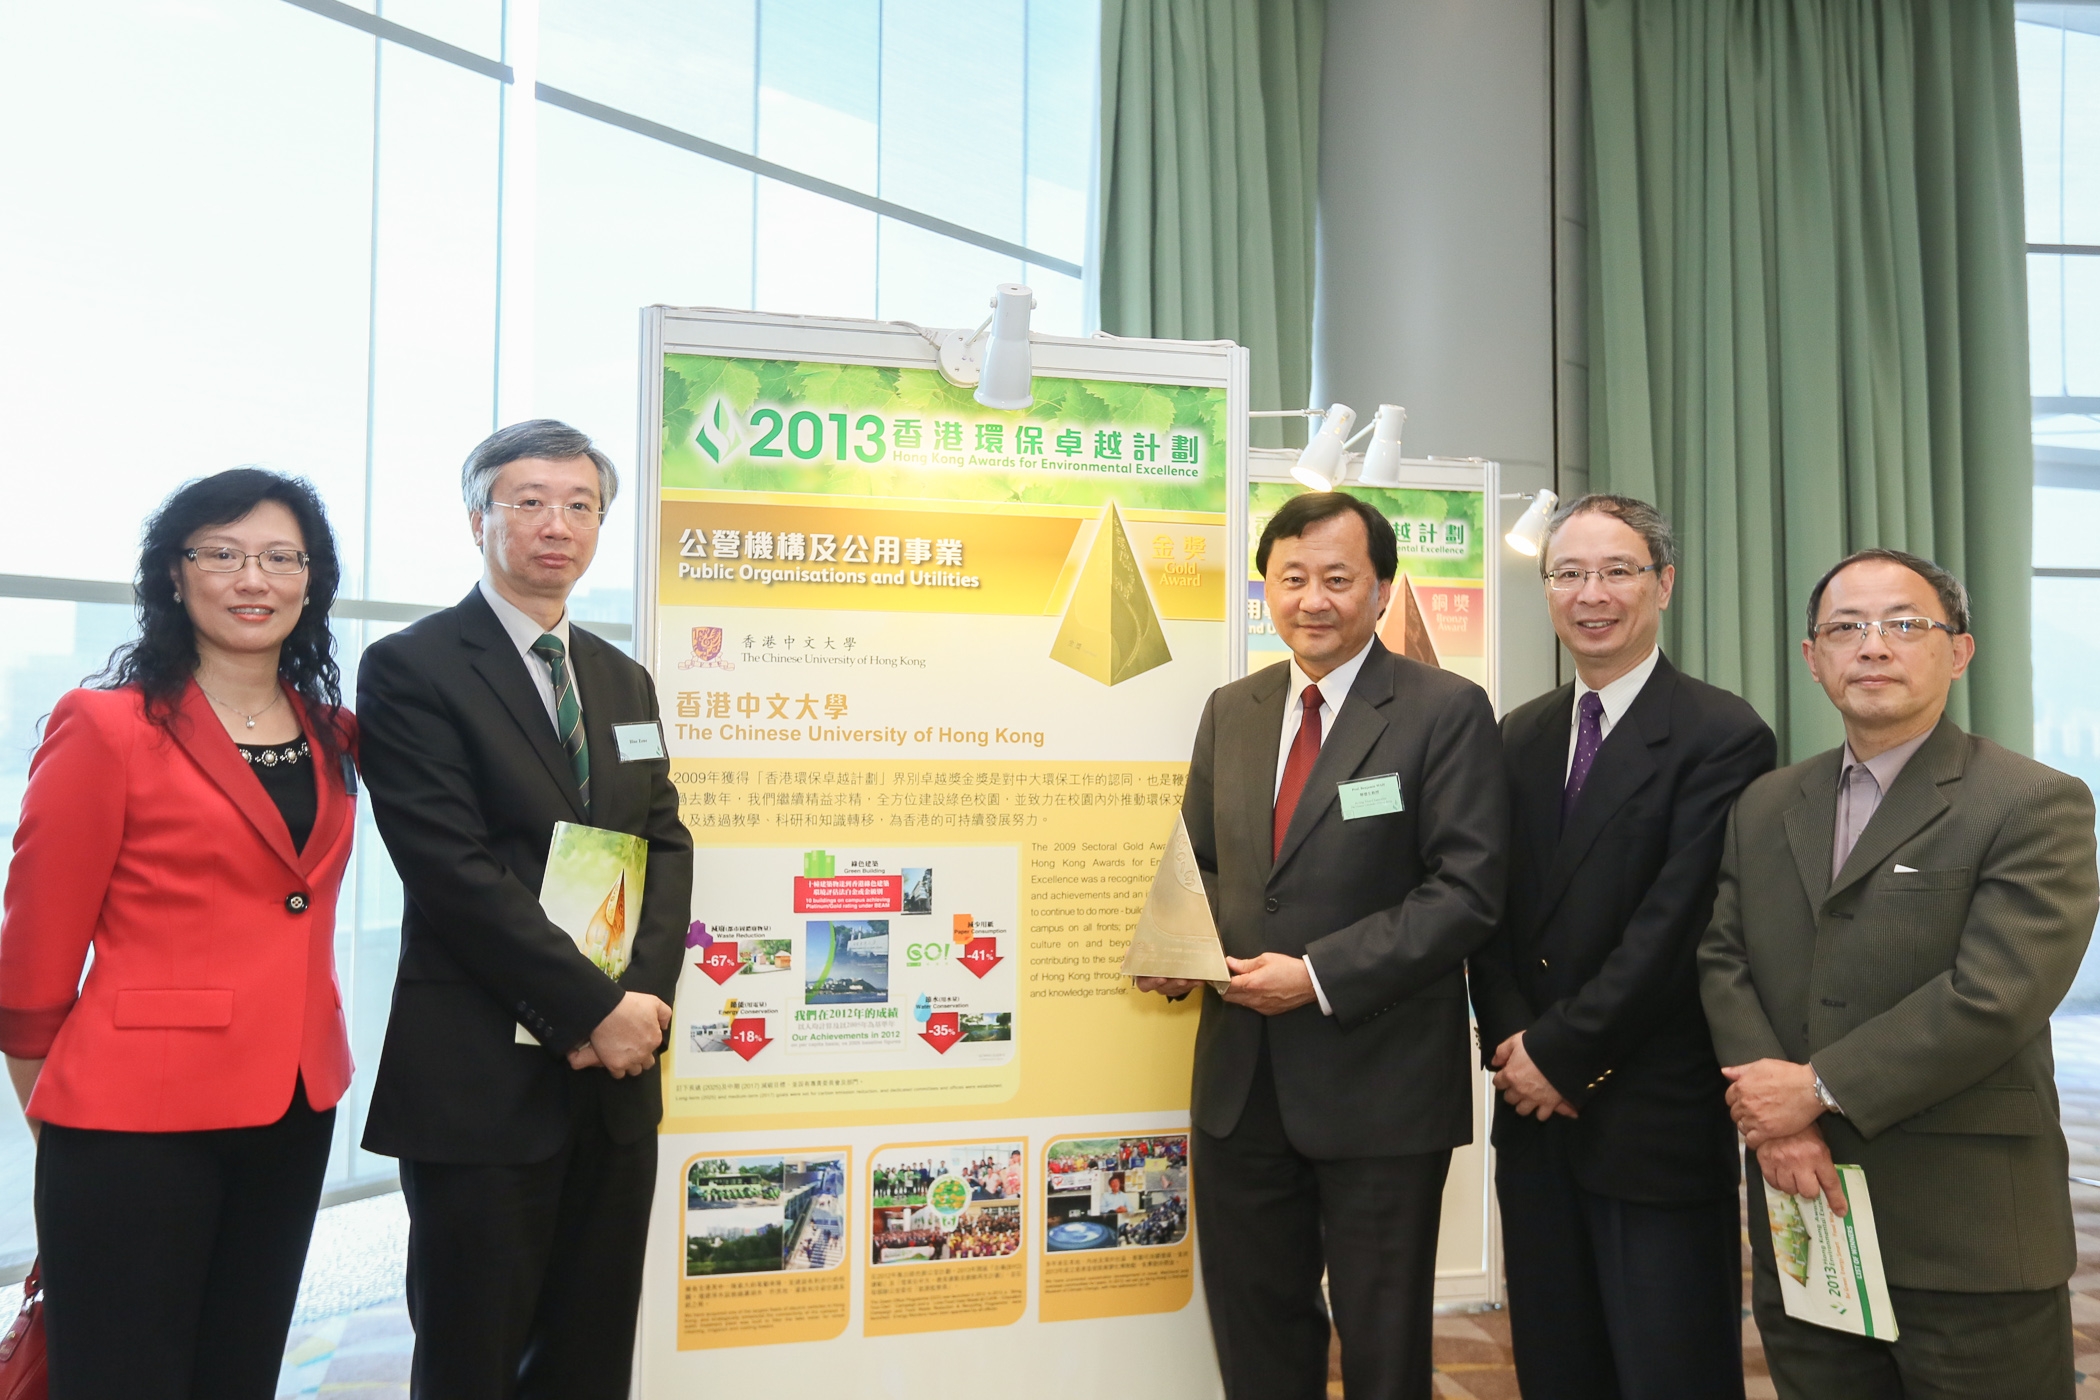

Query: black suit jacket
[
  {"left": 1183, "top": 639, "right": 1507, "bottom": 1159},
  {"left": 1469, "top": 654, "right": 1775, "bottom": 1203},
  {"left": 357, "top": 588, "right": 693, "bottom": 1164}
]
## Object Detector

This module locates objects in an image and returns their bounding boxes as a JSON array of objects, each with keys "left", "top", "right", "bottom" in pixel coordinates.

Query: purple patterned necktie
[{"left": 1563, "top": 691, "right": 1606, "bottom": 826}]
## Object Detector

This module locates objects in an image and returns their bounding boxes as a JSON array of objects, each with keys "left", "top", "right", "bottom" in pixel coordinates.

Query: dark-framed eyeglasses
[
  {"left": 1544, "top": 563, "right": 1660, "bottom": 592},
  {"left": 183, "top": 546, "right": 309, "bottom": 575},
  {"left": 1809, "top": 616, "right": 1957, "bottom": 647}
]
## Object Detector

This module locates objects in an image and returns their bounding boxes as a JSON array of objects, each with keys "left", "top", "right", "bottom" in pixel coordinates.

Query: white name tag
[
  {"left": 613, "top": 721, "right": 666, "bottom": 762},
  {"left": 1337, "top": 773, "right": 1404, "bottom": 819}
]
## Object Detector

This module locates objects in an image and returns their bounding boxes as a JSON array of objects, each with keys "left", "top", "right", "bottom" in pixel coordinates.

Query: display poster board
[
  {"left": 633, "top": 307, "right": 1244, "bottom": 1395},
  {"left": 1244, "top": 449, "right": 1505, "bottom": 1308}
]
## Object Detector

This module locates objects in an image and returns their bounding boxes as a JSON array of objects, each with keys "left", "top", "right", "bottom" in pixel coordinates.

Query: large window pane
[
  {"left": 2037, "top": 577, "right": 2100, "bottom": 1005},
  {"left": 880, "top": 0, "right": 1025, "bottom": 242},
  {"left": 365, "top": 46, "right": 503, "bottom": 606},
  {"left": 535, "top": 103, "right": 760, "bottom": 626},
  {"left": 1027, "top": 0, "right": 1099, "bottom": 267},
  {"left": 539, "top": 0, "right": 757, "bottom": 148},
  {"left": 756, "top": 0, "right": 879, "bottom": 193},
  {"left": 0, "top": 0, "right": 374, "bottom": 583},
  {"left": 755, "top": 180, "right": 878, "bottom": 317}
]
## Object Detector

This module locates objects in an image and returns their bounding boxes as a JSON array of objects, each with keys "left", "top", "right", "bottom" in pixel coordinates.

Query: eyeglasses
[
  {"left": 183, "top": 546, "right": 309, "bottom": 575},
  {"left": 1544, "top": 564, "right": 1660, "bottom": 592},
  {"left": 486, "top": 498, "right": 604, "bottom": 532},
  {"left": 1809, "top": 616, "right": 1957, "bottom": 647}
]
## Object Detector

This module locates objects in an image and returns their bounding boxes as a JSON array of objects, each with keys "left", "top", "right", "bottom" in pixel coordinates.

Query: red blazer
[{"left": 0, "top": 682, "right": 356, "bottom": 1131}]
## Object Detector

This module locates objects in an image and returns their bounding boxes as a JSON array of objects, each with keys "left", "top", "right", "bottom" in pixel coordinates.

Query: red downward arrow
[
  {"left": 696, "top": 942, "right": 742, "bottom": 985},
  {"left": 726, "top": 1016, "right": 772, "bottom": 1061},
  {"left": 920, "top": 1011, "right": 960, "bottom": 1053},
  {"left": 959, "top": 938, "right": 1002, "bottom": 979}
]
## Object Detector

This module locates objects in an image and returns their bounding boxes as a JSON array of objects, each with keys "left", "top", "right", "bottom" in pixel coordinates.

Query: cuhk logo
[
  {"left": 695, "top": 397, "right": 743, "bottom": 464},
  {"left": 692, "top": 626, "right": 724, "bottom": 662}
]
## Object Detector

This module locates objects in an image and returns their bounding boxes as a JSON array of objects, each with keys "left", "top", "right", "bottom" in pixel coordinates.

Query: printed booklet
[
  {"left": 1766, "top": 1163, "right": 1899, "bottom": 1340},
  {"left": 517, "top": 821, "right": 647, "bottom": 1045}
]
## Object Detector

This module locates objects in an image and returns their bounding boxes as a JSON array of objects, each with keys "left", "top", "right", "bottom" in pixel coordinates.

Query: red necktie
[{"left": 1274, "top": 684, "right": 1324, "bottom": 860}]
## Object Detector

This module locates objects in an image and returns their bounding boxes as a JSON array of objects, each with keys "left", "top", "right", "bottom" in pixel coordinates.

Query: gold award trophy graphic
[
  {"left": 1051, "top": 499, "right": 1173, "bottom": 685},
  {"left": 1120, "top": 815, "right": 1229, "bottom": 988}
]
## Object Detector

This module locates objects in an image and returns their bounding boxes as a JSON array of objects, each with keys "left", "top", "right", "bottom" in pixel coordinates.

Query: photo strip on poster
[{"left": 634, "top": 308, "right": 1245, "bottom": 1393}]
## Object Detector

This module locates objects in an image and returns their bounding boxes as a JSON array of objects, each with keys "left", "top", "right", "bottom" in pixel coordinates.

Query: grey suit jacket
[
  {"left": 1699, "top": 717, "right": 2098, "bottom": 1292},
  {"left": 1182, "top": 638, "right": 1507, "bottom": 1159}
]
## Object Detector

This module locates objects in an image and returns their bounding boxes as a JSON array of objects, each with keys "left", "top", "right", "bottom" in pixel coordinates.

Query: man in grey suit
[
  {"left": 1700, "top": 547, "right": 2099, "bottom": 1398},
  {"left": 1136, "top": 491, "right": 1506, "bottom": 1400}
]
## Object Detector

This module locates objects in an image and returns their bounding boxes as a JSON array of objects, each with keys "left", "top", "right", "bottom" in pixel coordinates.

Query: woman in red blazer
[{"left": 0, "top": 469, "right": 358, "bottom": 1399}]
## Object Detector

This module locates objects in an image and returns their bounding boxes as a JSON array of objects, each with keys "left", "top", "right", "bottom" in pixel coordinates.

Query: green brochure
[
  {"left": 516, "top": 821, "right": 647, "bottom": 1046},
  {"left": 1766, "top": 1164, "right": 1899, "bottom": 1340}
]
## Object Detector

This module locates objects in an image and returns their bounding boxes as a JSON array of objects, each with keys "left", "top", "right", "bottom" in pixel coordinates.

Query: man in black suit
[
  {"left": 357, "top": 420, "right": 693, "bottom": 1400},
  {"left": 1136, "top": 492, "right": 1506, "bottom": 1400},
  {"left": 1469, "top": 495, "right": 1775, "bottom": 1399}
]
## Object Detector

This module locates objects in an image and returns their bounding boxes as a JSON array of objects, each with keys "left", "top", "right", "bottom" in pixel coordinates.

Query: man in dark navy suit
[{"left": 1470, "top": 495, "right": 1775, "bottom": 1400}]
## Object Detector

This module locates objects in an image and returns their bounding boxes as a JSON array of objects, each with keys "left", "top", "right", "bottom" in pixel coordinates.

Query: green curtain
[
  {"left": 1586, "top": 0, "right": 2033, "bottom": 760},
  {"left": 1097, "top": 0, "right": 1323, "bottom": 447}
]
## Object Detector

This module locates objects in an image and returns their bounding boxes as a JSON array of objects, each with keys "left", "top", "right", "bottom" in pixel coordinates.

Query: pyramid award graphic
[
  {"left": 1119, "top": 815, "right": 1229, "bottom": 988},
  {"left": 1050, "top": 499, "right": 1173, "bottom": 686}
]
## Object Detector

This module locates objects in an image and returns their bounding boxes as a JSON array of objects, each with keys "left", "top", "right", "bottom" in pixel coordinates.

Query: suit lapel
[
  {"left": 168, "top": 681, "right": 303, "bottom": 879},
  {"left": 285, "top": 691, "right": 350, "bottom": 877},
  {"left": 1232, "top": 660, "right": 1292, "bottom": 889},
  {"left": 1783, "top": 751, "right": 1844, "bottom": 909},
  {"left": 459, "top": 589, "right": 589, "bottom": 824},
  {"left": 1516, "top": 685, "right": 1574, "bottom": 860},
  {"left": 1274, "top": 643, "right": 1394, "bottom": 876},
  {"left": 1827, "top": 718, "right": 1965, "bottom": 901},
  {"left": 1537, "top": 659, "right": 1671, "bottom": 917}
]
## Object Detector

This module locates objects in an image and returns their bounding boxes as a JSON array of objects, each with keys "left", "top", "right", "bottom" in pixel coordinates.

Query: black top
[{"left": 236, "top": 735, "right": 316, "bottom": 853}]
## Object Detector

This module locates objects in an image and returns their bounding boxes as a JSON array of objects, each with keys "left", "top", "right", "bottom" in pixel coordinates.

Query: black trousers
[
  {"left": 1192, "top": 1036, "right": 1451, "bottom": 1400},
  {"left": 1496, "top": 1123, "right": 1744, "bottom": 1400},
  {"left": 399, "top": 1088, "right": 657, "bottom": 1400},
  {"left": 35, "top": 1078, "right": 334, "bottom": 1400},
  {"left": 1746, "top": 1163, "right": 2073, "bottom": 1399}
]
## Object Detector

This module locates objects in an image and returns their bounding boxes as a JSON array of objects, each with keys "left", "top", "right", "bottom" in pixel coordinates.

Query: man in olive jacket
[{"left": 1700, "top": 548, "right": 2098, "bottom": 1398}]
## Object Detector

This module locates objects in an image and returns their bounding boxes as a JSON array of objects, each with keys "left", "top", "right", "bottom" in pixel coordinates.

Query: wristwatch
[{"left": 1811, "top": 1072, "right": 1845, "bottom": 1117}]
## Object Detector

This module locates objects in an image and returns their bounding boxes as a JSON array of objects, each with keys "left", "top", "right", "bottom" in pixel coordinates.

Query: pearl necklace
[{"left": 195, "top": 679, "right": 284, "bottom": 730}]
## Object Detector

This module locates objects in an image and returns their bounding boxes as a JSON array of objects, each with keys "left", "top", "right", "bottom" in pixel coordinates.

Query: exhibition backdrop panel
[
  {"left": 1245, "top": 449, "right": 1505, "bottom": 1310},
  {"left": 635, "top": 307, "right": 1246, "bottom": 1395}
]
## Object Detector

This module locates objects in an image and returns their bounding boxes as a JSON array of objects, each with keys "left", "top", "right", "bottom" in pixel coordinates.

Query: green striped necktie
[{"left": 530, "top": 632, "right": 590, "bottom": 812}]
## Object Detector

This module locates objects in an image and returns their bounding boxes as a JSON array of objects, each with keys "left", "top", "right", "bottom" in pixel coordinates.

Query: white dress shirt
[
  {"left": 1566, "top": 646, "right": 1663, "bottom": 780},
  {"left": 1272, "top": 638, "right": 1377, "bottom": 1017},
  {"left": 479, "top": 577, "right": 577, "bottom": 733}
]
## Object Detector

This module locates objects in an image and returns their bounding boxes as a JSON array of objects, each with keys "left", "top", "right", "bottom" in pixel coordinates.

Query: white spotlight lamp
[
  {"left": 932, "top": 283, "right": 1037, "bottom": 411},
  {"left": 1503, "top": 488, "right": 1560, "bottom": 557},
  {"left": 1356, "top": 405, "right": 1408, "bottom": 488},
  {"left": 974, "top": 284, "right": 1037, "bottom": 410},
  {"left": 1290, "top": 403, "right": 1358, "bottom": 490}
]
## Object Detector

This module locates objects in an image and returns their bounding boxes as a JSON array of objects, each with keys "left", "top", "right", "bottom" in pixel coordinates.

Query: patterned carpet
[{"left": 276, "top": 1015, "right": 2100, "bottom": 1397}]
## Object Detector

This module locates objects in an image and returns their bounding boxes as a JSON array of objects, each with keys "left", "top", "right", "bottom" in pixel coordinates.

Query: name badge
[
  {"left": 1337, "top": 773, "right": 1404, "bottom": 819},
  {"left": 613, "top": 721, "right": 667, "bottom": 762}
]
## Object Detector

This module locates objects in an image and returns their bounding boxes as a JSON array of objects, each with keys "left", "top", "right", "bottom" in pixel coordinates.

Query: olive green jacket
[{"left": 1700, "top": 717, "right": 2098, "bottom": 1293}]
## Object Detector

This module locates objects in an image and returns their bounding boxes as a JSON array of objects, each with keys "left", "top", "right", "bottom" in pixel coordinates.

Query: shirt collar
[
  {"left": 1840, "top": 726, "right": 1934, "bottom": 794},
  {"left": 479, "top": 576, "right": 570, "bottom": 654},
  {"left": 1573, "top": 646, "right": 1662, "bottom": 729},
  {"left": 1288, "top": 637, "right": 1375, "bottom": 715}
]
